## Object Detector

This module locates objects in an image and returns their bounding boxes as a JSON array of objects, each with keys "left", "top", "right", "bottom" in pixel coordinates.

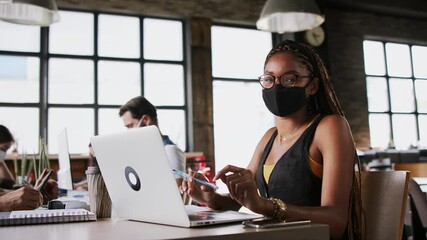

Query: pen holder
[{"left": 86, "top": 166, "right": 112, "bottom": 218}]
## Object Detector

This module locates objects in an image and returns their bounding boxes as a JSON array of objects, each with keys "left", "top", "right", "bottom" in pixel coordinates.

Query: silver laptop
[
  {"left": 57, "top": 128, "right": 73, "bottom": 190},
  {"left": 90, "top": 125, "right": 261, "bottom": 227}
]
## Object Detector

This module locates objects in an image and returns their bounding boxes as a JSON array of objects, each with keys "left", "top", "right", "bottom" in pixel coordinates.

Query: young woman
[{"left": 181, "top": 40, "right": 364, "bottom": 240}]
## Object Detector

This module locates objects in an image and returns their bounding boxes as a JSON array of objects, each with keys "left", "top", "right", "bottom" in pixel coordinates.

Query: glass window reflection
[
  {"left": 366, "top": 77, "right": 389, "bottom": 112},
  {"left": 389, "top": 78, "right": 415, "bottom": 113},
  {"left": 98, "top": 60, "right": 141, "bottom": 105},
  {"left": 49, "top": 58, "right": 94, "bottom": 104},
  {"left": 0, "top": 55, "right": 39, "bottom": 103},
  {"left": 98, "top": 14, "right": 140, "bottom": 58},
  {"left": 49, "top": 11, "right": 94, "bottom": 55},
  {"left": 144, "top": 63, "right": 184, "bottom": 106},
  {"left": 0, "top": 21, "right": 40, "bottom": 52},
  {"left": 0, "top": 107, "right": 39, "bottom": 153},
  {"left": 143, "top": 18, "right": 183, "bottom": 61},
  {"left": 48, "top": 108, "right": 94, "bottom": 154},
  {"left": 363, "top": 41, "right": 386, "bottom": 76}
]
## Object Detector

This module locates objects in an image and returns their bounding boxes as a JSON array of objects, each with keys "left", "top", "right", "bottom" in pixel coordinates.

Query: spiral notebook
[{"left": 0, "top": 208, "right": 96, "bottom": 226}]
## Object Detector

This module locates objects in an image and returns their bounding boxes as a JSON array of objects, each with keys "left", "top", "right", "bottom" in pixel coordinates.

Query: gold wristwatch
[{"left": 269, "top": 197, "right": 287, "bottom": 221}]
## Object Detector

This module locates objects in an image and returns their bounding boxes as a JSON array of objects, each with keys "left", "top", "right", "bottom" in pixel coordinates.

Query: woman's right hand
[
  {"left": 0, "top": 187, "right": 43, "bottom": 211},
  {"left": 179, "top": 169, "right": 217, "bottom": 207}
]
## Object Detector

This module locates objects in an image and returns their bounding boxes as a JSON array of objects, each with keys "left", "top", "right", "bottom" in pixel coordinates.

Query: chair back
[
  {"left": 358, "top": 171, "right": 410, "bottom": 240},
  {"left": 409, "top": 179, "right": 427, "bottom": 240}
]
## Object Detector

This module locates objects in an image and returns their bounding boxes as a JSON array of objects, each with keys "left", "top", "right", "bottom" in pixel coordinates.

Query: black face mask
[{"left": 262, "top": 84, "right": 308, "bottom": 117}]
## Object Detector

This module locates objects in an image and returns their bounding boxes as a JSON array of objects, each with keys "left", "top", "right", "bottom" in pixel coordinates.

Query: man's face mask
[
  {"left": 135, "top": 116, "right": 147, "bottom": 128},
  {"left": 0, "top": 150, "right": 6, "bottom": 162}
]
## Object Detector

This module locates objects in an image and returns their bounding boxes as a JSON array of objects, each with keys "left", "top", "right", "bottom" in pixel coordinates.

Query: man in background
[{"left": 118, "top": 96, "right": 186, "bottom": 187}]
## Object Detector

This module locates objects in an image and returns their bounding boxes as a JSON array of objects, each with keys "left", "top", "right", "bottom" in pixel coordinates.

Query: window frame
[
  {"left": 0, "top": 9, "right": 190, "bottom": 153},
  {"left": 364, "top": 39, "right": 427, "bottom": 149}
]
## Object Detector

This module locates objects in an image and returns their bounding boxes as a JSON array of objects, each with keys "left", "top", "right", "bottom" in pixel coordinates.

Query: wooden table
[{"left": 0, "top": 218, "right": 329, "bottom": 240}]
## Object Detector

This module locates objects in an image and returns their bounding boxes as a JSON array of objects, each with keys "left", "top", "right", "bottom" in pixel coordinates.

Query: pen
[
  {"left": 172, "top": 168, "right": 218, "bottom": 190},
  {"left": 23, "top": 179, "right": 51, "bottom": 201}
]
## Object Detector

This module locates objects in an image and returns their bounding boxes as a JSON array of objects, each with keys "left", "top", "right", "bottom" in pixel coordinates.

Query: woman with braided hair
[{"left": 181, "top": 39, "right": 364, "bottom": 240}]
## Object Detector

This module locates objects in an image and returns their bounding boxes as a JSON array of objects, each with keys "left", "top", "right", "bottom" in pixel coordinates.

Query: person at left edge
[{"left": 0, "top": 125, "right": 59, "bottom": 210}]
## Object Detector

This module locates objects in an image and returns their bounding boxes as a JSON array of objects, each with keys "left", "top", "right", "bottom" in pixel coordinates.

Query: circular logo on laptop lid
[{"left": 125, "top": 166, "right": 141, "bottom": 191}]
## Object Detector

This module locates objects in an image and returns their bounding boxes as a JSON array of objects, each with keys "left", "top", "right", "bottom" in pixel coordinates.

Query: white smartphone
[{"left": 242, "top": 218, "right": 311, "bottom": 229}]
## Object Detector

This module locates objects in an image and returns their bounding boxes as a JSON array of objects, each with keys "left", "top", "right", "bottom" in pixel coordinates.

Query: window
[
  {"left": 363, "top": 40, "right": 427, "bottom": 149},
  {"left": 211, "top": 25, "right": 274, "bottom": 192},
  {"left": 0, "top": 10, "right": 188, "bottom": 154}
]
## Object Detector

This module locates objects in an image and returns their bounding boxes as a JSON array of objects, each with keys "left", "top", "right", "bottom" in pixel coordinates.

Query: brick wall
[
  {"left": 324, "top": 7, "right": 427, "bottom": 148},
  {"left": 56, "top": 0, "right": 265, "bottom": 24}
]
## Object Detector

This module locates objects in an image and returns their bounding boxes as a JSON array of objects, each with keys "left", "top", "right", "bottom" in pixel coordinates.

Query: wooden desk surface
[{"left": 0, "top": 218, "right": 329, "bottom": 240}]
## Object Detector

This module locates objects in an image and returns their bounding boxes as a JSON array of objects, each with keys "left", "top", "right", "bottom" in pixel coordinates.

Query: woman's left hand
[
  {"left": 34, "top": 169, "right": 59, "bottom": 204},
  {"left": 43, "top": 179, "right": 59, "bottom": 202},
  {"left": 214, "top": 165, "right": 263, "bottom": 212}
]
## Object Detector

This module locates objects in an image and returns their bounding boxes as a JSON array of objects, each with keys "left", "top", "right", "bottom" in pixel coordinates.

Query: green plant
[
  {"left": 13, "top": 138, "right": 51, "bottom": 186},
  {"left": 38, "top": 138, "right": 50, "bottom": 179}
]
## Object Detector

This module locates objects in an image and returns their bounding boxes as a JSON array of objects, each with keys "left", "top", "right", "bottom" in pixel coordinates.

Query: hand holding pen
[
  {"left": 1, "top": 185, "right": 43, "bottom": 211},
  {"left": 178, "top": 168, "right": 219, "bottom": 208},
  {"left": 173, "top": 168, "right": 218, "bottom": 190}
]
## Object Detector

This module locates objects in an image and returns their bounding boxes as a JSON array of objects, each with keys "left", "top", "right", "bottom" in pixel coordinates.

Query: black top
[{"left": 256, "top": 115, "right": 323, "bottom": 206}]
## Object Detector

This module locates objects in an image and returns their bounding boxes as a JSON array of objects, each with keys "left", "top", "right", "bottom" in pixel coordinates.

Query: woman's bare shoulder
[
  {"left": 261, "top": 127, "right": 277, "bottom": 141},
  {"left": 318, "top": 114, "right": 350, "bottom": 131}
]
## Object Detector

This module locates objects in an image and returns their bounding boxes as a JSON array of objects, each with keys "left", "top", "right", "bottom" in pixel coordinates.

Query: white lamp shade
[
  {"left": 257, "top": 0, "right": 325, "bottom": 33},
  {"left": 0, "top": 0, "right": 60, "bottom": 26}
]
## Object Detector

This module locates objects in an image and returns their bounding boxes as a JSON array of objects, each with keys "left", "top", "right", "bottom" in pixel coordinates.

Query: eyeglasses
[{"left": 258, "top": 73, "right": 313, "bottom": 89}]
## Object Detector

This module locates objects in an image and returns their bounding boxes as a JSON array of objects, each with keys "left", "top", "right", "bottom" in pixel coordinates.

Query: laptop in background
[
  {"left": 90, "top": 125, "right": 261, "bottom": 227},
  {"left": 57, "top": 128, "right": 73, "bottom": 190}
]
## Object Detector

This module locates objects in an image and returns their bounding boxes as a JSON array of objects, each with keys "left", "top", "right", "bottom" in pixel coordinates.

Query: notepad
[{"left": 0, "top": 208, "right": 96, "bottom": 226}]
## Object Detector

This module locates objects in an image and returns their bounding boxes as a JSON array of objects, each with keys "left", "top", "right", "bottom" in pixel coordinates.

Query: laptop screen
[{"left": 57, "top": 128, "right": 73, "bottom": 190}]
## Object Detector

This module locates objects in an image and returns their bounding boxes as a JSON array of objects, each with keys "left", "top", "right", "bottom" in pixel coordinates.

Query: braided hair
[{"left": 265, "top": 40, "right": 365, "bottom": 240}]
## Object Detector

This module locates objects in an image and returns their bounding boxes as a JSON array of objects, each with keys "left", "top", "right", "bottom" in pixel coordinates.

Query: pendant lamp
[
  {"left": 0, "top": 0, "right": 60, "bottom": 26},
  {"left": 256, "top": 0, "right": 325, "bottom": 33}
]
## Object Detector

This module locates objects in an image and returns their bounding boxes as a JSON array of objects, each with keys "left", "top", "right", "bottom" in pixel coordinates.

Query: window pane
[
  {"left": 213, "top": 81, "right": 274, "bottom": 192},
  {"left": 0, "top": 21, "right": 40, "bottom": 52},
  {"left": 143, "top": 18, "right": 183, "bottom": 61},
  {"left": 211, "top": 26, "right": 272, "bottom": 79},
  {"left": 98, "top": 108, "right": 124, "bottom": 135},
  {"left": 157, "top": 110, "right": 186, "bottom": 151},
  {"left": 386, "top": 43, "right": 412, "bottom": 77},
  {"left": 412, "top": 46, "right": 427, "bottom": 79},
  {"left": 49, "top": 58, "right": 94, "bottom": 104},
  {"left": 389, "top": 78, "right": 415, "bottom": 113},
  {"left": 363, "top": 40, "right": 386, "bottom": 76},
  {"left": 144, "top": 63, "right": 184, "bottom": 106},
  {"left": 369, "top": 114, "right": 391, "bottom": 149},
  {"left": 392, "top": 114, "right": 417, "bottom": 150},
  {"left": 0, "top": 107, "right": 39, "bottom": 153},
  {"left": 0, "top": 55, "right": 39, "bottom": 103},
  {"left": 419, "top": 115, "right": 427, "bottom": 148},
  {"left": 98, "top": 60, "right": 141, "bottom": 105},
  {"left": 48, "top": 108, "right": 94, "bottom": 154},
  {"left": 415, "top": 80, "right": 427, "bottom": 113},
  {"left": 49, "top": 11, "right": 94, "bottom": 55},
  {"left": 366, "top": 77, "right": 389, "bottom": 112},
  {"left": 98, "top": 14, "right": 140, "bottom": 58}
]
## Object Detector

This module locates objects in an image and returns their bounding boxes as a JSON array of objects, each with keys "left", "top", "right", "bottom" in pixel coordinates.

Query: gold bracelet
[{"left": 269, "top": 198, "right": 287, "bottom": 221}]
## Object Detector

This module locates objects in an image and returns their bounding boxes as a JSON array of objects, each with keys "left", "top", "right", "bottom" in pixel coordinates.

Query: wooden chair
[
  {"left": 358, "top": 171, "right": 410, "bottom": 240},
  {"left": 409, "top": 179, "right": 427, "bottom": 240},
  {"left": 394, "top": 163, "right": 427, "bottom": 178}
]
